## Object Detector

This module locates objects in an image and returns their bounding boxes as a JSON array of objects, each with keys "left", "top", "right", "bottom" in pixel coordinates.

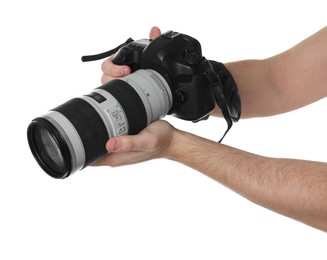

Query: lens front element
[
  {"left": 27, "top": 118, "right": 72, "bottom": 179},
  {"left": 39, "top": 126, "right": 65, "bottom": 170}
]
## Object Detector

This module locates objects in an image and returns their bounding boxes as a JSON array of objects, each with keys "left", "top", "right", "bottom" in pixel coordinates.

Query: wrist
[
  {"left": 162, "top": 128, "right": 188, "bottom": 161},
  {"left": 163, "top": 128, "right": 206, "bottom": 165}
]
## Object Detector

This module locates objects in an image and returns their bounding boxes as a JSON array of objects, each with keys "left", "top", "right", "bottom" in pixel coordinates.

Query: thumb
[
  {"left": 149, "top": 26, "right": 161, "bottom": 40},
  {"left": 106, "top": 134, "right": 150, "bottom": 153}
]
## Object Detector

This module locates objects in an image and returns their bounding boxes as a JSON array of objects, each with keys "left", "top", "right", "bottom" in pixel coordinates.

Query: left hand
[{"left": 94, "top": 120, "right": 177, "bottom": 167}]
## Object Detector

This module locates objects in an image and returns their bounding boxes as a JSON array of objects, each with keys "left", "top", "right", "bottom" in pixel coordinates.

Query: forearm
[
  {"left": 214, "top": 27, "right": 327, "bottom": 119},
  {"left": 166, "top": 129, "right": 327, "bottom": 231},
  {"left": 223, "top": 59, "right": 279, "bottom": 118},
  {"left": 213, "top": 58, "right": 290, "bottom": 118}
]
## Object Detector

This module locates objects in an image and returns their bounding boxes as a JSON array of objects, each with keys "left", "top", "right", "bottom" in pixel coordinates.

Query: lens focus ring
[{"left": 98, "top": 79, "right": 147, "bottom": 135}]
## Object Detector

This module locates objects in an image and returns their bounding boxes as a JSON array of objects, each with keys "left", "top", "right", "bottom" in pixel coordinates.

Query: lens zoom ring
[
  {"left": 52, "top": 98, "right": 109, "bottom": 168},
  {"left": 98, "top": 79, "right": 147, "bottom": 135}
]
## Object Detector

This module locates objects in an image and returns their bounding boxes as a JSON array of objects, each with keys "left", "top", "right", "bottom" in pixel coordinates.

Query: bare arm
[
  {"left": 97, "top": 26, "right": 327, "bottom": 232},
  {"left": 207, "top": 27, "right": 327, "bottom": 230},
  {"left": 167, "top": 130, "right": 327, "bottom": 232},
  {"left": 213, "top": 26, "right": 327, "bottom": 118}
]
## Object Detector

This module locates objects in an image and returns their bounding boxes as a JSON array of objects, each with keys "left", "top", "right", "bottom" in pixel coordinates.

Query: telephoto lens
[{"left": 27, "top": 69, "right": 172, "bottom": 179}]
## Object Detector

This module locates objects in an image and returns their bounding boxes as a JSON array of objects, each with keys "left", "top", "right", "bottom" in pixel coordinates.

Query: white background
[{"left": 0, "top": 0, "right": 326, "bottom": 259}]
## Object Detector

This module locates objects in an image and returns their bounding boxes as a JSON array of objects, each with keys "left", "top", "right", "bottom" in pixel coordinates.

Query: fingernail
[{"left": 108, "top": 139, "right": 119, "bottom": 152}]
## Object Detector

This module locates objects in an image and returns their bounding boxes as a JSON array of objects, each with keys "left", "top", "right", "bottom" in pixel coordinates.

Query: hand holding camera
[
  {"left": 27, "top": 26, "right": 240, "bottom": 178},
  {"left": 96, "top": 27, "right": 176, "bottom": 167}
]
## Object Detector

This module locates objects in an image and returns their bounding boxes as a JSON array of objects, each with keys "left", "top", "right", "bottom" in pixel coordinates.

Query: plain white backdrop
[{"left": 0, "top": 0, "right": 326, "bottom": 259}]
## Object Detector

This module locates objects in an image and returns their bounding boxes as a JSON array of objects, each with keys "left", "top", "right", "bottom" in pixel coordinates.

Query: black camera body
[
  {"left": 113, "top": 31, "right": 216, "bottom": 122},
  {"left": 28, "top": 30, "right": 241, "bottom": 179}
]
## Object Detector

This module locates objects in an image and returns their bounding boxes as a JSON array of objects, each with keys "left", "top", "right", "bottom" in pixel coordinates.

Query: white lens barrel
[
  {"left": 119, "top": 69, "right": 173, "bottom": 124},
  {"left": 29, "top": 69, "right": 173, "bottom": 178}
]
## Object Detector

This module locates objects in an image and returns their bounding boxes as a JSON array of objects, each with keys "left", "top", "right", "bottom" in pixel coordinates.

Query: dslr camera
[{"left": 27, "top": 30, "right": 241, "bottom": 179}]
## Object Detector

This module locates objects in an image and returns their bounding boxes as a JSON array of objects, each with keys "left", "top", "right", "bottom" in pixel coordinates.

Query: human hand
[
  {"left": 101, "top": 26, "right": 162, "bottom": 84},
  {"left": 95, "top": 26, "right": 178, "bottom": 167},
  {"left": 94, "top": 120, "right": 176, "bottom": 167}
]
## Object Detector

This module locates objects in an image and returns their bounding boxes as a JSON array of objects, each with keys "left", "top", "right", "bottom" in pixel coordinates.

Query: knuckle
[{"left": 124, "top": 140, "right": 135, "bottom": 151}]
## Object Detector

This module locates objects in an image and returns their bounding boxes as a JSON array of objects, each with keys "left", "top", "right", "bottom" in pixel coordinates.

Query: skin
[{"left": 96, "top": 26, "right": 327, "bottom": 232}]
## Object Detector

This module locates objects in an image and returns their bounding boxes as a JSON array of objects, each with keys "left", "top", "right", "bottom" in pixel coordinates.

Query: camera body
[
  {"left": 113, "top": 31, "right": 216, "bottom": 122},
  {"left": 28, "top": 30, "right": 241, "bottom": 179}
]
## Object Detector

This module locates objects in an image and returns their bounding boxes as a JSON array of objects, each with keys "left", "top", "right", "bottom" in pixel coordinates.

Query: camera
[{"left": 27, "top": 30, "right": 241, "bottom": 179}]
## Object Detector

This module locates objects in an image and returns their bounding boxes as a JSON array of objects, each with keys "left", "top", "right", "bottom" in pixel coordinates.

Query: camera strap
[
  {"left": 81, "top": 38, "right": 134, "bottom": 62},
  {"left": 206, "top": 69, "right": 233, "bottom": 143}
]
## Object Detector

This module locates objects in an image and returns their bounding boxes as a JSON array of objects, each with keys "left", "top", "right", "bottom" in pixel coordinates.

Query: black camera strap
[
  {"left": 206, "top": 69, "right": 233, "bottom": 143},
  {"left": 81, "top": 38, "right": 134, "bottom": 62}
]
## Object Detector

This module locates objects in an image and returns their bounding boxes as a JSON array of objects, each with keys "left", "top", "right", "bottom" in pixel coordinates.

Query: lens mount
[{"left": 27, "top": 117, "right": 72, "bottom": 179}]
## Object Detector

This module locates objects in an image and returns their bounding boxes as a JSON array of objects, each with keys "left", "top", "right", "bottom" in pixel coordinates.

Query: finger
[
  {"left": 101, "top": 55, "right": 131, "bottom": 78},
  {"left": 101, "top": 73, "right": 114, "bottom": 84},
  {"left": 106, "top": 134, "right": 156, "bottom": 153},
  {"left": 149, "top": 26, "right": 161, "bottom": 40},
  {"left": 94, "top": 135, "right": 155, "bottom": 167},
  {"left": 94, "top": 151, "right": 152, "bottom": 167},
  {"left": 101, "top": 72, "right": 128, "bottom": 84}
]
